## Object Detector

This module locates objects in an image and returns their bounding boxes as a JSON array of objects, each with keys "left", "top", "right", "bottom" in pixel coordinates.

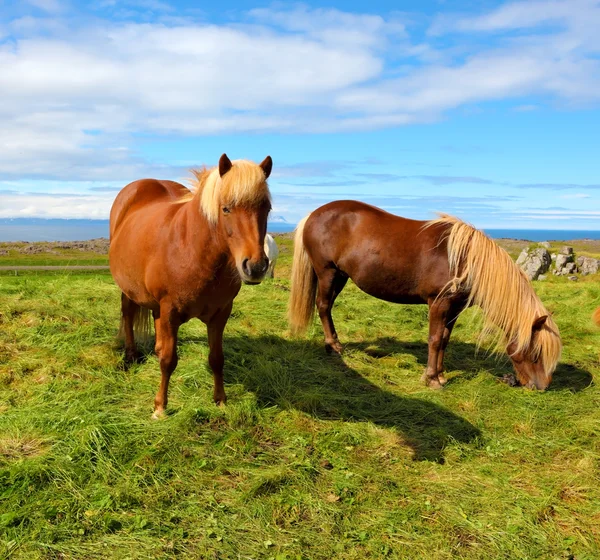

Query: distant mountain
[{"left": 269, "top": 215, "right": 288, "bottom": 223}]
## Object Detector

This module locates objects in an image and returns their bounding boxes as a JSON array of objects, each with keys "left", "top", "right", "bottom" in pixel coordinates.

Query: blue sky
[{"left": 1, "top": 0, "right": 600, "bottom": 228}]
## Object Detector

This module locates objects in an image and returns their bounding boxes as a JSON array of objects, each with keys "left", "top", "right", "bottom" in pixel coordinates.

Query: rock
[
  {"left": 516, "top": 249, "right": 529, "bottom": 266},
  {"left": 565, "top": 262, "right": 577, "bottom": 274},
  {"left": 555, "top": 253, "right": 574, "bottom": 270},
  {"left": 568, "top": 276, "right": 578, "bottom": 281},
  {"left": 551, "top": 253, "right": 557, "bottom": 261},
  {"left": 559, "top": 246, "right": 574, "bottom": 255},
  {"left": 538, "top": 274, "right": 547, "bottom": 281},
  {"left": 579, "top": 257, "right": 600, "bottom": 275},
  {"left": 518, "top": 248, "right": 551, "bottom": 281},
  {"left": 539, "top": 242, "right": 551, "bottom": 249}
]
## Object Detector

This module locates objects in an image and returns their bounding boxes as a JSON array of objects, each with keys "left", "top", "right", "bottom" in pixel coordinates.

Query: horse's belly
[
  {"left": 354, "top": 280, "right": 426, "bottom": 305},
  {"left": 350, "top": 270, "right": 427, "bottom": 305}
]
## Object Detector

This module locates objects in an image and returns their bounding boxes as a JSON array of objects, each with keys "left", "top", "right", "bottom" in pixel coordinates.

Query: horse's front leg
[
  {"left": 207, "top": 303, "right": 233, "bottom": 406},
  {"left": 435, "top": 299, "right": 464, "bottom": 385},
  {"left": 422, "top": 298, "right": 451, "bottom": 389},
  {"left": 153, "top": 304, "right": 181, "bottom": 419}
]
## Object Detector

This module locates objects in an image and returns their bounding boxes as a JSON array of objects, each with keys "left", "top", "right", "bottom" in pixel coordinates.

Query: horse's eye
[{"left": 222, "top": 207, "right": 231, "bottom": 214}]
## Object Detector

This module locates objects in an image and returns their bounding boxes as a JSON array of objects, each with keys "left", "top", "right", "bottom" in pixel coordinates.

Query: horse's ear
[
  {"left": 259, "top": 155, "right": 273, "bottom": 179},
  {"left": 532, "top": 315, "right": 548, "bottom": 333},
  {"left": 219, "top": 153, "right": 233, "bottom": 177}
]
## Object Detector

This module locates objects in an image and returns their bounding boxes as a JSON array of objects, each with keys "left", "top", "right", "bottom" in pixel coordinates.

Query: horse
[
  {"left": 264, "top": 233, "right": 279, "bottom": 278},
  {"left": 593, "top": 308, "right": 600, "bottom": 327},
  {"left": 288, "top": 200, "right": 562, "bottom": 390},
  {"left": 109, "top": 153, "right": 273, "bottom": 418}
]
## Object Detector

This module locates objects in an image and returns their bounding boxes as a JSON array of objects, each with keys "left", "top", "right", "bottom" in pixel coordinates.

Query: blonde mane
[
  {"left": 176, "top": 159, "right": 271, "bottom": 223},
  {"left": 427, "top": 214, "right": 561, "bottom": 373}
]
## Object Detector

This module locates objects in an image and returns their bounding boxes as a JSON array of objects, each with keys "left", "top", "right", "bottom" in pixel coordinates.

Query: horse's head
[
  {"left": 216, "top": 153, "right": 272, "bottom": 284},
  {"left": 506, "top": 315, "right": 557, "bottom": 390}
]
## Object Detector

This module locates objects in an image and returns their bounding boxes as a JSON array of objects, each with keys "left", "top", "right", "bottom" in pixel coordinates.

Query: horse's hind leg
[
  {"left": 422, "top": 297, "right": 453, "bottom": 389},
  {"left": 316, "top": 268, "right": 348, "bottom": 355},
  {"left": 121, "top": 293, "right": 139, "bottom": 365}
]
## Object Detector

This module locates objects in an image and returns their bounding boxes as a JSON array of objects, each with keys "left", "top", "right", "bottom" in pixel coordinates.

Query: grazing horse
[
  {"left": 264, "top": 233, "right": 279, "bottom": 278},
  {"left": 109, "top": 154, "right": 273, "bottom": 417},
  {"left": 288, "top": 200, "right": 562, "bottom": 390}
]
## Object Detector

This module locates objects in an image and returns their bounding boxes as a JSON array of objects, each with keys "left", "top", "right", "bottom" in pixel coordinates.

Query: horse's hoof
[
  {"left": 151, "top": 408, "right": 166, "bottom": 420},
  {"left": 124, "top": 351, "right": 139, "bottom": 366},
  {"left": 214, "top": 395, "right": 227, "bottom": 407},
  {"left": 421, "top": 372, "right": 444, "bottom": 390},
  {"left": 325, "top": 342, "right": 343, "bottom": 355},
  {"left": 438, "top": 375, "right": 448, "bottom": 386}
]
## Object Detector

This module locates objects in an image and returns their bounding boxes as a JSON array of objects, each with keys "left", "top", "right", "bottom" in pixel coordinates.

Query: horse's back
[
  {"left": 110, "top": 179, "right": 190, "bottom": 239},
  {"left": 304, "top": 200, "right": 451, "bottom": 302}
]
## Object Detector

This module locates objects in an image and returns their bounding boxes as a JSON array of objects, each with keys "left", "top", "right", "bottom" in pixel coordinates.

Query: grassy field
[{"left": 1, "top": 236, "right": 600, "bottom": 559}]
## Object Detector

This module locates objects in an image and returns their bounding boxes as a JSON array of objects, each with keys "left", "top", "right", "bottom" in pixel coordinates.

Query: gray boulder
[
  {"left": 518, "top": 248, "right": 552, "bottom": 280},
  {"left": 516, "top": 248, "right": 529, "bottom": 266},
  {"left": 555, "top": 253, "right": 574, "bottom": 270},
  {"left": 578, "top": 257, "right": 600, "bottom": 275},
  {"left": 559, "top": 262, "right": 577, "bottom": 275},
  {"left": 560, "top": 246, "right": 574, "bottom": 255}
]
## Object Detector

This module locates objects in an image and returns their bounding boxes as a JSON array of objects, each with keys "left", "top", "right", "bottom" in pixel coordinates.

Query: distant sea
[{"left": 1, "top": 219, "right": 600, "bottom": 242}]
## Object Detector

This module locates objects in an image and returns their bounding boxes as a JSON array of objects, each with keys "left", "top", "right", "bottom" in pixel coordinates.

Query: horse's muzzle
[{"left": 240, "top": 256, "right": 268, "bottom": 284}]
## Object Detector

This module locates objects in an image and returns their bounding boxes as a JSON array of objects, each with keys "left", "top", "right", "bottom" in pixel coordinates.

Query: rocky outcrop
[
  {"left": 554, "top": 247, "right": 575, "bottom": 275},
  {"left": 577, "top": 256, "right": 600, "bottom": 275},
  {"left": 516, "top": 248, "right": 551, "bottom": 280}
]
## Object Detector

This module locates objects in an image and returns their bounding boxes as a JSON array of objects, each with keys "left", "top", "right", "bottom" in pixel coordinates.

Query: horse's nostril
[{"left": 242, "top": 258, "right": 251, "bottom": 275}]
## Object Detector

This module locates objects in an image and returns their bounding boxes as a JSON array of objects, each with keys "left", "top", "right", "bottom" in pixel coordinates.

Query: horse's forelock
[{"left": 187, "top": 160, "right": 271, "bottom": 223}]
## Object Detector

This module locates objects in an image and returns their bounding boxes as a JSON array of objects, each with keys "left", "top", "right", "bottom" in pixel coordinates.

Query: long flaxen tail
[
  {"left": 118, "top": 305, "right": 153, "bottom": 343},
  {"left": 593, "top": 307, "right": 600, "bottom": 327},
  {"left": 288, "top": 215, "right": 317, "bottom": 335}
]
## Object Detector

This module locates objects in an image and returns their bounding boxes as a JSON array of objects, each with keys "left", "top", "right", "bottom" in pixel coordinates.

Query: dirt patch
[{"left": 0, "top": 436, "right": 48, "bottom": 461}]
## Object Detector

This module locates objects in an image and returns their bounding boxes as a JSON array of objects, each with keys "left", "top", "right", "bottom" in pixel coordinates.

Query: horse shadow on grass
[
  {"left": 345, "top": 336, "right": 593, "bottom": 393},
  {"left": 210, "top": 334, "right": 483, "bottom": 463}
]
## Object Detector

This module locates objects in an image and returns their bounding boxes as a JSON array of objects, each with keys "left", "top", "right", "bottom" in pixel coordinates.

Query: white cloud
[
  {"left": 25, "top": 0, "right": 64, "bottom": 13},
  {"left": 0, "top": 192, "right": 114, "bottom": 219},
  {"left": 559, "top": 193, "right": 593, "bottom": 199},
  {"left": 0, "top": 1, "right": 599, "bottom": 188}
]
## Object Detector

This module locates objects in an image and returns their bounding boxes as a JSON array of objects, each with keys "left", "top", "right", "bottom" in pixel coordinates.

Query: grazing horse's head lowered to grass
[{"left": 430, "top": 214, "right": 562, "bottom": 390}]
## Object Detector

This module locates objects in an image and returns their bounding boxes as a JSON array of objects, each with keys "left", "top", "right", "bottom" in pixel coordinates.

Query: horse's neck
[{"left": 180, "top": 199, "right": 229, "bottom": 259}]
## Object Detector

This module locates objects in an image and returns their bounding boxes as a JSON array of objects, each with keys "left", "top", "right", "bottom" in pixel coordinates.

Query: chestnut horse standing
[
  {"left": 288, "top": 200, "right": 562, "bottom": 390},
  {"left": 110, "top": 154, "right": 272, "bottom": 417}
]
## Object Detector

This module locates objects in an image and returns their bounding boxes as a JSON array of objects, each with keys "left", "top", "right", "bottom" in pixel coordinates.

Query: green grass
[{"left": 1, "top": 240, "right": 600, "bottom": 559}]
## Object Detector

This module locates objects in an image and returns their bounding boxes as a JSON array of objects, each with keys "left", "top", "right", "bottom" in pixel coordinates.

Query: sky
[{"left": 1, "top": 0, "right": 600, "bottom": 229}]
